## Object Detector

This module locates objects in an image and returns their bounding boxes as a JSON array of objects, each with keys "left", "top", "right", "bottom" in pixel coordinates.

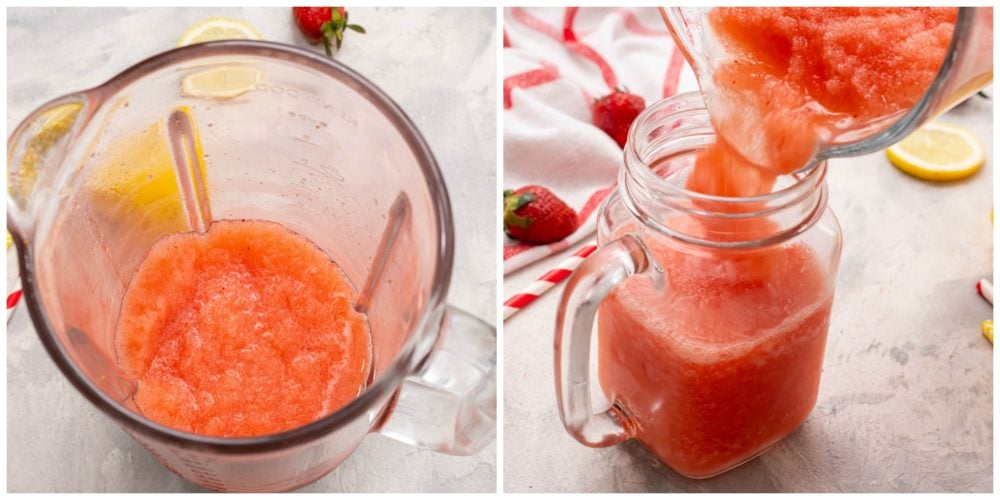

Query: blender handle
[
  {"left": 377, "top": 305, "right": 496, "bottom": 455},
  {"left": 554, "top": 234, "right": 660, "bottom": 447},
  {"left": 7, "top": 95, "right": 87, "bottom": 235}
]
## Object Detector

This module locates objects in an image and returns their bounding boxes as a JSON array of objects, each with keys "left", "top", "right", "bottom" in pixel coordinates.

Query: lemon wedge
[
  {"left": 982, "top": 320, "right": 993, "bottom": 344},
  {"left": 886, "top": 122, "right": 985, "bottom": 181},
  {"left": 30, "top": 103, "right": 82, "bottom": 151},
  {"left": 177, "top": 17, "right": 262, "bottom": 47},
  {"left": 85, "top": 114, "right": 197, "bottom": 232},
  {"left": 181, "top": 65, "right": 262, "bottom": 100},
  {"left": 10, "top": 103, "right": 84, "bottom": 204}
]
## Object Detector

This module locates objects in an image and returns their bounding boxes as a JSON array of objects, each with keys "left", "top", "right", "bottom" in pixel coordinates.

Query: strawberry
[
  {"left": 504, "top": 186, "right": 579, "bottom": 244},
  {"left": 593, "top": 88, "right": 646, "bottom": 148},
  {"left": 293, "top": 7, "right": 366, "bottom": 57}
]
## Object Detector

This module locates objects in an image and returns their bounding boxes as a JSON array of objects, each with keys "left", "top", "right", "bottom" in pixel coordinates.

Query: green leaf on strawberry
[
  {"left": 503, "top": 186, "right": 578, "bottom": 244},
  {"left": 292, "top": 7, "right": 366, "bottom": 58}
]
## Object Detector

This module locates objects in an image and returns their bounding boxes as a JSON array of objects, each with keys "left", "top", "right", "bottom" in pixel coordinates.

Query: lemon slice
[
  {"left": 182, "top": 65, "right": 262, "bottom": 99},
  {"left": 982, "top": 320, "right": 993, "bottom": 344},
  {"left": 177, "top": 17, "right": 262, "bottom": 47},
  {"left": 886, "top": 122, "right": 985, "bottom": 181}
]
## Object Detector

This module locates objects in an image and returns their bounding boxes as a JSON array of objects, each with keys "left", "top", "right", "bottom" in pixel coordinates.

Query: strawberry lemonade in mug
[
  {"left": 556, "top": 7, "right": 990, "bottom": 479},
  {"left": 7, "top": 41, "right": 495, "bottom": 492}
]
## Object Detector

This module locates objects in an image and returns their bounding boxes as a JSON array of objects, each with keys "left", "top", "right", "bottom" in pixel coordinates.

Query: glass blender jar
[{"left": 8, "top": 41, "right": 496, "bottom": 492}]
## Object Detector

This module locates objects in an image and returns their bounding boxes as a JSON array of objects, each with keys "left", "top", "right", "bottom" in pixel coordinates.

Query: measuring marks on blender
[
  {"left": 282, "top": 111, "right": 348, "bottom": 206},
  {"left": 287, "top": 137, "right": 346, "bottom": 186},
  {"left": 254, "top": 80, "right": 354, "bottom": 190},
  {"left": 264, "top": 82, "right": 391, "bottom": 273},
  {"left": 268, "top": 85, "right": 416, "bottom": 329},
  {"left": 254, "top": 81, "right": 359, "bottom": 129}
]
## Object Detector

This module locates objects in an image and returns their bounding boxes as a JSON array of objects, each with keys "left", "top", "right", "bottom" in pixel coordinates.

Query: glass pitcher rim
[
  {"left": 619, "top": 91, "right": 830, "bottom": 249},
  {"left": 8, "top": 39, "right": 455, "bottom": 454},
  {"left": 624, "top": 91, "right": 827, "bottom": 207}
]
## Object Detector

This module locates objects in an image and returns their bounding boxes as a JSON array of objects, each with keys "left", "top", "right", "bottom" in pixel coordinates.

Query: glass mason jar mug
[
  {"left": 555, "top": 92, "right": 843, "bottom": 479},
  {"left": 7, "top": 41, "right": 495, "bottom": 492}
]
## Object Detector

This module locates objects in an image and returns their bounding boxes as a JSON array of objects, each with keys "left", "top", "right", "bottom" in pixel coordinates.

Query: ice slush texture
[
  {"left": 116, "top": 219, "right": 372, "bottom": 438},
  {"left": 599, "top": 228, "right": 833, "bottom": 478},
  {"left": 686, "top": 7, "right": 957, "bottom": 196}
]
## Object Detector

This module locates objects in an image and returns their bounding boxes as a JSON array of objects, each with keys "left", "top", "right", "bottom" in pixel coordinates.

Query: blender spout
[
  {"left": 354, "top": 192, "right": 412, "bottom": 314},
  {"left": 661, "top": 7, "right": 700, "bottom": 76}
]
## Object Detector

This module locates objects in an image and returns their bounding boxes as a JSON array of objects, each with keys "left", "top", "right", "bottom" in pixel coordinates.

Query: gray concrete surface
[
  {"left": 503, "top": 94, "right": 993, "bottom": 492},
  {"left": 7, "top": 7, "right": 496, "bottom": 493}
]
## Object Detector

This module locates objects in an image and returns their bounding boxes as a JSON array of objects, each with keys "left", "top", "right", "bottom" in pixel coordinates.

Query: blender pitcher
[
  {"left": 7, "top": 41, "right": 495, "bottom": 492},
  {"left": 661, "top": 6, "right": 993, "bottom": 162}
]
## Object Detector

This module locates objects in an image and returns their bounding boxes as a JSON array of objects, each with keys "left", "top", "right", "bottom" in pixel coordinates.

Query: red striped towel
[{"left": 503, "top": 7, "right": 697, "bottom": 275}]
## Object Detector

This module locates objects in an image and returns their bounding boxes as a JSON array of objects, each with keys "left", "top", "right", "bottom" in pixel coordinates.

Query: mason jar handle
[
  {"left": 378, "top": 305, "right": 496, "bottom": 455},
  {"left": 555, "top": 234, "right": 660, "bottom": 447}
]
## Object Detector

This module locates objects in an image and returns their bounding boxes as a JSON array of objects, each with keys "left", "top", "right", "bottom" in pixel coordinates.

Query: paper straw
[
  {"left": 504, "top": 244, "right": 598, "bottom": 321},
  {"left": 976, "top": 278, "right": 992, "bottom": 305}
]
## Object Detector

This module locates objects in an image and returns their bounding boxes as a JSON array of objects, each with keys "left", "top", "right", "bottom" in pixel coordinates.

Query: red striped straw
[
  {"left": 504, "top": 244, "right": 598, "bottom": 321},
  {"left": 977, "top": 278, "right": 993, "bottom": 305}
]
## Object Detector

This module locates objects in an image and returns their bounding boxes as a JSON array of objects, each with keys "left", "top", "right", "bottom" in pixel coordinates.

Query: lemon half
[
  {"left": 85, "top": 119, "right": 187, "bottom": 231},
  {"left": 86, "top": 107, "right": 207, "bottom": 232},
  {"left": 177, "top": 17, "right": 262, "bottom": 47},
  {"left": 886, "top": 122, "right": 985, "bottom": 181}
]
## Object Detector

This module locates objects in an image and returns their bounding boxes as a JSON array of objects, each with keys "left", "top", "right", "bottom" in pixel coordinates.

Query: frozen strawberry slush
[
  {"left": 686, "top": 7, "right": 957, "bottom": 196},
  {"left": 600, "top": 221, "right": 833, "bottom": 478},
  {"left": 594, "top": 7, "right": 956, "bottom": 478},
  {"left": 116, "top": 219, "right": 371, "bottom": 438}
]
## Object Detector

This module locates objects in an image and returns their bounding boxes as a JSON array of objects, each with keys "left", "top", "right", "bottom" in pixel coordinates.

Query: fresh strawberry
[
  {"left": 504, "top": 186, "right": 579, "bottom": 244},
  {"left": 293, "top": 7, "right": 366, "bottom": 56},
  {"left": 593, "top": 88, "right": 646, "bottom": 148},
  {"left": 293, "top": 7, "right": 343, "bottom": 44}
]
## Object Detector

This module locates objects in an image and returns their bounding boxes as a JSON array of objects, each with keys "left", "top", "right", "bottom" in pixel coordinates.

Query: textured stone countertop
[
  {"left": 7, "top": 7, "right": 496, "bottom": 493},
  {"left": 503, "top": 94, "right": 993, "bottom": 492}
]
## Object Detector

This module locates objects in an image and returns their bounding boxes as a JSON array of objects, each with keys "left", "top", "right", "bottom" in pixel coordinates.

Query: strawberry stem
[
  {"left": 503, "top": 192, "right": 535, "bottom": 229},
  {"left": 317, "top": 7, "right": 365, "bottom": 57}
]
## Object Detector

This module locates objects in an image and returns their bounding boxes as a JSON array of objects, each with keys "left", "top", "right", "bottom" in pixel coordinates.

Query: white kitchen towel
[{"left": 503, "top": 7, "right": 699, "bottom": 275}]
